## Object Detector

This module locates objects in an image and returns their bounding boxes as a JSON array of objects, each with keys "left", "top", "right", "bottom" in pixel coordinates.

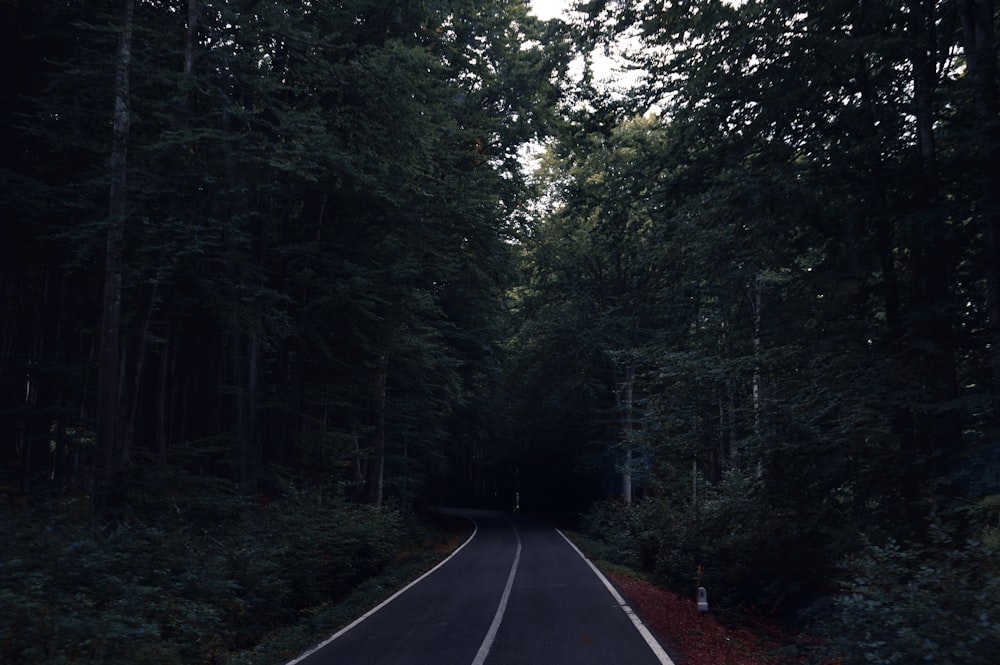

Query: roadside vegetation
[
  {"left": 566, "top": 527, "right": 782, "bottom": 665},
  {"left": 4, "top": 1, "right": 1000, "bottom": 663},
  {"left": 0, "top": 477, "right": 469, "bottom": 665},
  {"left": 579, "top": 498, "right": 1000, "bottom": 664}
]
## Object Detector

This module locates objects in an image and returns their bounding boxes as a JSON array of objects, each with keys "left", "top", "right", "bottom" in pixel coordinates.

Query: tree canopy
[{"left": 1, "top": 0, "right": 572, "bottom": 512}]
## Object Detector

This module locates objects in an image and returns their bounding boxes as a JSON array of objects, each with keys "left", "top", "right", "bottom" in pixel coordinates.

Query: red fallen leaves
[{"left": 607, "top": 572, "right": 783, "bottom": 665}]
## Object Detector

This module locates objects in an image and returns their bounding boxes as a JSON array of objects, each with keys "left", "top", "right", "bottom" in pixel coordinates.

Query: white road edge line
[
  {"left": 471, "top": 520, "right": 522, "bottom": 665},
  {"left": 285, "top": 520, "right": 480, "bottom": 665},
  {"left": 556, "top": 529, "right": 676, "bottom": 665}
]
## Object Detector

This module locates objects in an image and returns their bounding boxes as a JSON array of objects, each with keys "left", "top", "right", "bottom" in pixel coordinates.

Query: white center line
[{"left": 471, "top": 520, "right": 522, "bottom": 665}]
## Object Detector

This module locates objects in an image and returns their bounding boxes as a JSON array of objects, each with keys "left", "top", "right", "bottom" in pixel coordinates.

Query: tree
[
  {"left": 958, "top": 0, "right": 1000, "bottom": 406},
  {"left": 515, "top": 0, "right": 1000, "bottom": 619},
  {"left": 91, "top": 0, "right": 134, "bottom": 518},
  {"left": 1, "top": 0, "right": 570, "bottom": 514},
  {"left": 513, "top": 116, "right": 688, "bottom": 507}
]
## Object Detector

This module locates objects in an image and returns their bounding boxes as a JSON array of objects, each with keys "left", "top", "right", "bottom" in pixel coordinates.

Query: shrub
[
  {"left": 811, "top": 526, "right": 1000, "bottom": 665},
  {"left": 582, "top": 497, "right": 667, "bottom": 572},
  {"left": 0, "top": 480, "right": 409, "bottom": 665},
  {"left": 584, "top": 470, "right": 847, "bottom": 619}
]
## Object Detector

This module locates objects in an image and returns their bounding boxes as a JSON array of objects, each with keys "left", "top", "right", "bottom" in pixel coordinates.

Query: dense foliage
[
  {"left": 509, "top": 0, "right": 1000, "bottom": 661},
  {"left": 0, "top": 479, "right": 465, "bottom": 664},
  {"left": 0, "top": 0, "right": 569, "bottom": 511},
  {"left": 4, "top": 0, "right": 1000, "bottom": 662},
  {"left": 1, "top": 0, "right": 563, "bottom": 661}
]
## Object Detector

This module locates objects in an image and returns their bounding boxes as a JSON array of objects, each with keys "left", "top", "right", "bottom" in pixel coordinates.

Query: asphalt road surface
[{"left": 287, "top": 509, "right": 674, "bottom": 665}]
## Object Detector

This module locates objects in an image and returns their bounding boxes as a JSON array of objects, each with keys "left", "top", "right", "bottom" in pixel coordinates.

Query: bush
[
  {"left": 811, "top": 527, "right": 1000, "bottom": 665},
  {"left": 583, "top": 470, "right": 846, "bottom": 619},
  {"left": 0, "top": 481, "right": 410, "bottom": 665},
  {"left": 582, "top": 496, "right": 668, "bottom": 572}
]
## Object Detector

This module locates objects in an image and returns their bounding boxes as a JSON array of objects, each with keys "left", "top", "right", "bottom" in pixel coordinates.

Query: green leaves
[
  {"left": 819, "top": 535, "right": 1000, "bottom": 665},
  {"left": 0, "top": 487, "right": 411, "bottom": 664},
  {"left": 1, "top": 0, "right": 574, "bottom": 508},
  {"left": 510, "top": 2, "right": 1000, "bottom": 646}
]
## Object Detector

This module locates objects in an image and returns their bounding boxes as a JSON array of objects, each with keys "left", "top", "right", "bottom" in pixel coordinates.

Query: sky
[
  {"left": 528, "top": 0, "right": 572, "bottom": 21},
  {"left": 524, "top": 0, "right": 647, "bottom": 104}
]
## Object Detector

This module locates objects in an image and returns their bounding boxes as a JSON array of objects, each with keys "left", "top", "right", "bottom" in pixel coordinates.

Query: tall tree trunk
[
  {"left": 121, "top": 281, "right": 157, "bottom": 468},
  {"left": 354, "top": 433, "right": 366, "bottom": 493},
  {"left": 180, "top": 0, "right": 201, "bottom": 118},
  {"left": 612, "top": 357, "right": 636, "bottom": 505},
  {"left": 904, "top": 0, "right": 962, "bottom": 508},
  {"left": 183, "top": 0, "right": 200, "bottom": 80},
  {"left": 92, "top": 0, "right": 134, "bottom": 519},
  {"left": 750, "top": 275, "right": 764, "bottom": 479},
  {"left": 959, "top": 0, "right": 1000, "bottom": 408},
  {"left": 235, "top": 331, "right": 261, "bottom": 498},
  {"left": 246, "top": 332, "right": 261, "bottom": 495},
  {"left": 854, "top": 31, "right": 915, "bottom": 512},
  {"left": 364, "top": 354, "right": 388, "bottom": 505},
  {"left": 853, "top": 38, "right": 903, "bottom": 336},
  {"left": 155, "top": 328, "right": 170, "bottom": 462}
]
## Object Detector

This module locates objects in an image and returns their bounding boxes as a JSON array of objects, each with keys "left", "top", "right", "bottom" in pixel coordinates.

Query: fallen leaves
[{"left": 608, "top": 572, "right": 782, "bottom": 665}]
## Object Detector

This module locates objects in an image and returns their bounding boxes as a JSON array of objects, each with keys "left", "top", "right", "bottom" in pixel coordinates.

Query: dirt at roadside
[{"left": 608, "top": 571, "right": 787, "bottom": 665}]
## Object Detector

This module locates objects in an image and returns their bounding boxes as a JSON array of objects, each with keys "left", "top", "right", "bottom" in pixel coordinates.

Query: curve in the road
[{"left": 285, "top": 517, "right": 481, "bottom": 665}]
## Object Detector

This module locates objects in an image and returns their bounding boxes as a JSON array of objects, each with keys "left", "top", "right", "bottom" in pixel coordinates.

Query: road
[{"left": 287, "top": 509, "right": 674, "bottom": 665}]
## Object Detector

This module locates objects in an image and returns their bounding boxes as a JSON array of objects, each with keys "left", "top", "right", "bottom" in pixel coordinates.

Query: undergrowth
[
  {"left": 0, "top": 479, "right": 466, "bottom": 665},
  {"left": 580, "top": 496, "right": 1000, "bottom": 664}
]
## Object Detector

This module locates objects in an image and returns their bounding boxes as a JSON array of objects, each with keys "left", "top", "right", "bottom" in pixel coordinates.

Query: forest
[{"left": 1, "top": 0, "right": 999, "bottom": 663}]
